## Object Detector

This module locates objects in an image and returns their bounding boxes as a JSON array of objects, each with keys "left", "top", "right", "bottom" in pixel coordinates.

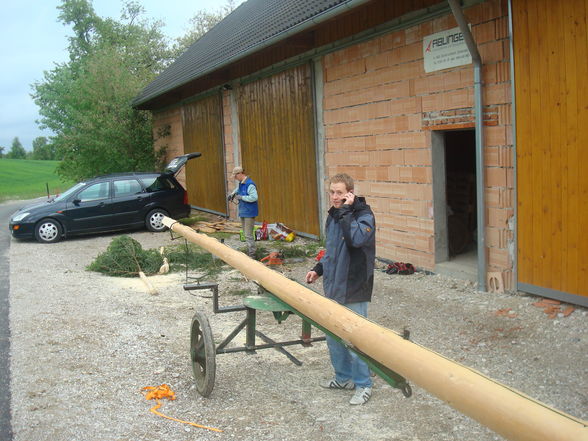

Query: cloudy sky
[{"left": 0, "top": 0, "right": 239, "bottom": 151}]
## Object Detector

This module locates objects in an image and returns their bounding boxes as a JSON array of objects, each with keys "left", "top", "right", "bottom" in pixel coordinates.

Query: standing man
[
  {"left": 228, "top": 166, "right": 258, "bottom": 257},
  {"left": 305, "top": 173, "right": 376, "bottom": 405}
]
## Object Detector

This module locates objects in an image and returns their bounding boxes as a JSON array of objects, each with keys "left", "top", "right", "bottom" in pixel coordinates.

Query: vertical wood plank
[
  {"left": 513, "top": 0, "right": 533, "bottom": 285},
  {"left": 514, "top": 0, "right": 588, "bottom": 298},
  {"left": 237, "top": 64, "right": 320, "bottom": 236},
  {"left": 182, "top": 94, "right": 226, "bottom": 214}
]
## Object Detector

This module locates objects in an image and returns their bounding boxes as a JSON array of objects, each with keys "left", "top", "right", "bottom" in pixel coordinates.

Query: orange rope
[{"left": 142, "top": 385, "right": 223, "bottom": 433}]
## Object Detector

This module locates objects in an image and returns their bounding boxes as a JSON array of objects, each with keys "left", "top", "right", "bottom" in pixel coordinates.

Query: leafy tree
[
  {"left": 6, "top": 137, "right": 27, "bottom": 159},
  {"left": 31, "top": 137, "right": 56, "bottom": 160},
  {"left": 32, "top": 0, "right": 173, "bottom": 181},
  {"left": 173, "top": 0, "right": 238, "bottom": 55},
  {"left": 0, "top": 146, "right": 4, "bottom": 158}
]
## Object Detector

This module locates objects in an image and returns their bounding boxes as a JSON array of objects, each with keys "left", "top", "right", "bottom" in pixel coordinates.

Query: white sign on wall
[{"left": 423, "top": 26, "right": 472, "bottom": 73}]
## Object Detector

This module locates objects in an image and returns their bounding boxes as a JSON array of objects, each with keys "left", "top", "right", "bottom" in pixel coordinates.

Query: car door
[
  {"left": 64, "top": 181, "right": 114, "bottom": 232},
  {"left": 108, "top": 178, "right": 148, "bottom": 227}
]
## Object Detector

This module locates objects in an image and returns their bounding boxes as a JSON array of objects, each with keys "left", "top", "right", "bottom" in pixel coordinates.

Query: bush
[
  {"left": 87, "top": 236, "right": 163, "bottom": 277},
  {"left": 164, "top": 243, "right": 225, "bottom": 276}
]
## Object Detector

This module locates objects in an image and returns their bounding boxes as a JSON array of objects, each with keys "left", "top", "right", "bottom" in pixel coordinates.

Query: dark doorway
[{"left": 444, "top": 130, "right": 477, "bottom": 257}]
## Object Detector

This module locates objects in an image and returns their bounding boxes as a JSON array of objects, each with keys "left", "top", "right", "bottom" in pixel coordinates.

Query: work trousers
[
  {"left": 240, "top": 217, "right": 256, "bottom": 257},
  {"left": 326, "top": 301, "right": 372, "bottom": 388}
]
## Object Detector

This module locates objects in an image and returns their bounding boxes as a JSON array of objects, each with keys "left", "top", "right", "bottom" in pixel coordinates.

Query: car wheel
[
  {"left": 35, "top": 219, "right": 63, "bottom": 243},
  {"left": 145, "top": 209, "right": 169, "bottom": 232}
]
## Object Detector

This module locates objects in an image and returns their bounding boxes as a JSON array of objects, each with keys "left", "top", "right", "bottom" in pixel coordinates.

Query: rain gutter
[{"left": 447, "top": 0, "right": 486, "bottom": 291}]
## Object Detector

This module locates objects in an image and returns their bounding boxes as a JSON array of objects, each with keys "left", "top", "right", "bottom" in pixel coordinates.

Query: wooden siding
[
  {"left": 182, "top": 94, "right": 227, "bottom": 214},
  {"left": 513, "top": 0, "right": 588, "bottom": 298},
  {"left": 237, "top": 64, "right": 319, "bottom": 236}
]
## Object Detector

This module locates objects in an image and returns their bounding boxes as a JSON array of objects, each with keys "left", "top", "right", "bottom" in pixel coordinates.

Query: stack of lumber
[{"left": 192, "top": 219, "right": 241, "bottom": 234}]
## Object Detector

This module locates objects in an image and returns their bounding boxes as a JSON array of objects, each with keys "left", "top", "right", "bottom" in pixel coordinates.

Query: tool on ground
[{"left": 260, "top": 251, "right": 284, "bottom": 265}]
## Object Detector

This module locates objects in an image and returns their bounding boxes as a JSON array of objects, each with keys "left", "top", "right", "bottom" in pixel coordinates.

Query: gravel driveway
[{"left": 8, "top": 228, "right": 588, "bottom": 441}]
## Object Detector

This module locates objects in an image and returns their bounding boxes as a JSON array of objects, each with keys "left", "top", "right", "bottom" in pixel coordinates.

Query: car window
[
  {"left": 113, "top": 179, "right": 143, "bottom": 197},
  {"left": 77, "top": 182, "right": 109, "bottom": 202},
  {"left": 140, "top": 176, "right": 177, "bottom": 192},
  {"left": 55, "top": 182, "right": 86, "bottom": 202}
]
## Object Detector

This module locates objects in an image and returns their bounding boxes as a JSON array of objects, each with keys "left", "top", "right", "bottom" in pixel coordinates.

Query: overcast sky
[{"left": 0, "top": 0, "right": 240, "bottom": 151}]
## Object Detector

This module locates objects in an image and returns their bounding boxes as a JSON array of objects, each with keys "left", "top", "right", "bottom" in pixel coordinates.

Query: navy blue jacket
[{"left": 312, "top": 197, "right": 376, "bottom": 304}]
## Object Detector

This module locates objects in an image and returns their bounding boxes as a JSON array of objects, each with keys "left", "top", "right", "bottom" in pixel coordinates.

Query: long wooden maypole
[{"left": 163, "top": 217, "right": 587, "bottom": 441}]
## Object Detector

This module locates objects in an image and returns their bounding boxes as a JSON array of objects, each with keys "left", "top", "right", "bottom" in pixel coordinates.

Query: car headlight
[{"left": 12, "top": 212, "right": 30, "bottom": 222}]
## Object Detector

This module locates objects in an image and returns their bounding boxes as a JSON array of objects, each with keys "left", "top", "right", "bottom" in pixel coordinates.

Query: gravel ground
[{"left": 9, "top": 226, "right": 588, "bottom": 441}]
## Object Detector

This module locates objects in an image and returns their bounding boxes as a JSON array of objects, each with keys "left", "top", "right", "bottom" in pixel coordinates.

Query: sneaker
[
  {"left": 349, "top": 387, "right": 372, "bottom": 405},
  {"left": 320, "top": 377, "right": 355, "bottom": 390}
]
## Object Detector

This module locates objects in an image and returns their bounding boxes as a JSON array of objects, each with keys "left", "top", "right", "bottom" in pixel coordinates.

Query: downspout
[
  {"left": 507, "top": 0, "right": 518, "bottom": 292},
  {"left": 447, "top": 0, "right": 486, "bottom": 291}
]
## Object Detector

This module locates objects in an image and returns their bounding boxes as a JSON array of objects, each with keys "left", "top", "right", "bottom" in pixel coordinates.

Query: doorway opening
[{"left": 432, "top": 129, "right": 477, "bottom": 280}]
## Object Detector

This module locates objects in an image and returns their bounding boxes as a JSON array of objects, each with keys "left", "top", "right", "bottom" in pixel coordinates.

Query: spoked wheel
[{"left": 190, "top": 311, "right": 216, "bottom": 397}]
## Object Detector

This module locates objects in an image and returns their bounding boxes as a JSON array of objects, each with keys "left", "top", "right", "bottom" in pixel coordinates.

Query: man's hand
[
  {"left": 305, "top": 270, "right": 319, "bottom": 284},
  {"left": 235, "top": 194, "right": 242, "bottom": 201},
  {"left": 227, "top": 193, "right": 235, "bottom": 201},
  {"left": 343, "top": 192, "right": 355, "bottom": 205}
]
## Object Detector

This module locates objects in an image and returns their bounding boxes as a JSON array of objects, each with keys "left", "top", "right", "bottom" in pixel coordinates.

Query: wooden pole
[{"left": 163, "top": 217, "right": 587, "bottom": 441}]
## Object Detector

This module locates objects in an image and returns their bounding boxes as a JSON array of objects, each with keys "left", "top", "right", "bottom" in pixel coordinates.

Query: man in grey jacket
[{"left": 305, "top": 173, "right": 376, "bottom": 405}]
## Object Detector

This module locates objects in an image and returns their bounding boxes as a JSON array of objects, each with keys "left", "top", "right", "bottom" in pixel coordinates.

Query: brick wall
[
  {"left": 152, "top": 106, "right": 186, "bottom": 186},
  {"left": 222, "top": 90, "right": 239, "bottom": 219},
  {"left": 322, "top": 0, "right": 514, "bottom": 287}
]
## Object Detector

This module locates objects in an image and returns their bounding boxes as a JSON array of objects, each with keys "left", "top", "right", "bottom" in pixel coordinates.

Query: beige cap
[{"left": 231, "top": 166, "right": 243, "bottom": 177}]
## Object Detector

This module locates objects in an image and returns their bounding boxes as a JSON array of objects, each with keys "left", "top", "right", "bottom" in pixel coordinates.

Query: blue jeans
[{"left": 326, "top": 301, "right": 372, "bottom": 388}]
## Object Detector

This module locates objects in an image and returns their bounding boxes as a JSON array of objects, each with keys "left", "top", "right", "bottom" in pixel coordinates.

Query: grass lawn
[{"left": 0, "top": 159, "right": 75, "bottom": 202}]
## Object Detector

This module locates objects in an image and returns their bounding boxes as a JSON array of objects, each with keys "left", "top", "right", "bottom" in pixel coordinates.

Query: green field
[{"left": 0, "top": 159, "right": 75, "bottom": 202}]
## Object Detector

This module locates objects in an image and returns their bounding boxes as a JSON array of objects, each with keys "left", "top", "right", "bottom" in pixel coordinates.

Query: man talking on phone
[{"left": 305, "top": 173, "right": 376, "bottom": 405}]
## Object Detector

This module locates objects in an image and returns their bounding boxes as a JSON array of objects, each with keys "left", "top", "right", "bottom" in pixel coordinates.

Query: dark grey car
[{"left": 9, "top": 153, "right": 201, "bottom": 243}]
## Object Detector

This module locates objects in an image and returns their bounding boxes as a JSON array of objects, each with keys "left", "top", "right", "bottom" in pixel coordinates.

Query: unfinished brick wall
[
  {"left": 322, "top": 0, "right": 514, "bottom": 288},
  {"left": 222, "top": 89, "right": 238, "bottom": 219},
  {"left": 152, "top": 106, "right": 186, "bottom": 186}
]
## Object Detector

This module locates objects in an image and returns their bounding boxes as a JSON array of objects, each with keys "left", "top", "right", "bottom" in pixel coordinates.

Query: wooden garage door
[
  {"left": 182, "top": 94, "right": 226, "bottom": 215},
  {"left": 513, "top": 0, "right": 588, "bottom": 303},
  {"left": 237, "top": 64, "right": 319, "bottom": 236}
]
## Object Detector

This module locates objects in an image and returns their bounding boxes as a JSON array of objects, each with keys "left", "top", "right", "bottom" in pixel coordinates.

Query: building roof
[{"left": 133, "top": 0, "right": 365, "bottom": 107}]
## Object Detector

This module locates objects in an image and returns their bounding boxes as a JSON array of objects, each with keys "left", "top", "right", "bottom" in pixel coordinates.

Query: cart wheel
[
  {"left": 190, "top": 311, "right": 216, "bottom": 397},
  {"left": 399, "top": 382, "right": 412, "bottom": 398}
]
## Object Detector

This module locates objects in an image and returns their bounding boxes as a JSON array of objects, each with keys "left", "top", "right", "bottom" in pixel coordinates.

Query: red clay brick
[
  {"left": 484, "top": 125, "right": 507, "bottom": 146},
  {"left": 325, "top": 58, "right": 367, "bottom": 82},
  {"left": 368, "top": 150, "right": 404, "bottom": 165},
  {"left": 487, "top": 207, "right": 513, "bottom": 228},
  {"left": 325, "top": 151, "right": 370, "bottom": 166},
  {"left": 398, "top": 166, "right": 432, "bottom": 184},
  {"left": 394, "top": 42, "right": 422, "bottom": 64},
  {"left": 473, "top": 21, "right": 496, "bottom": 44},
  {"left": 486, "top": 167, "right": 507, "bottom": 187},
  {"left": 479, "top": 40, "right": 504, "bottom": 64},
  {"left": 484, "top": 83, "right": 510, "bottom": 105},
  {"left": 404, "top": 149, "right": 432, "bottom": 166},
  {"left": 380, "top": 30, "right": 405, "bottom": 52},
  {"left": 495, "top": 16, "right": 509, "bottom": 40},
  {"left": 488, "top": 247, "right": 511, "bottom": 268},
  {"left": 562, "top": 306, "right": 575, "bottom": 317},
  {"left": 368, "top": 132, "right": 430, "bottom": 150}
]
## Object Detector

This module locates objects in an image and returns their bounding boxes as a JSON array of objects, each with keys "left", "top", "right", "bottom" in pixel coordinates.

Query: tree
[
  {"left": 32, "top": 0, "right": 173, "bottom": 181},
  {"left": 173, "top": 0, "right": 238, "bottom": 55},
  {"left": 0, "top": 146, "right": 4, "bottom": 158},
  {"left": 31, "top": 137, "right": 57, "bottom": 160},
  {"left": 6, "top": 137, "right": 27, "bottom": 159}
]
